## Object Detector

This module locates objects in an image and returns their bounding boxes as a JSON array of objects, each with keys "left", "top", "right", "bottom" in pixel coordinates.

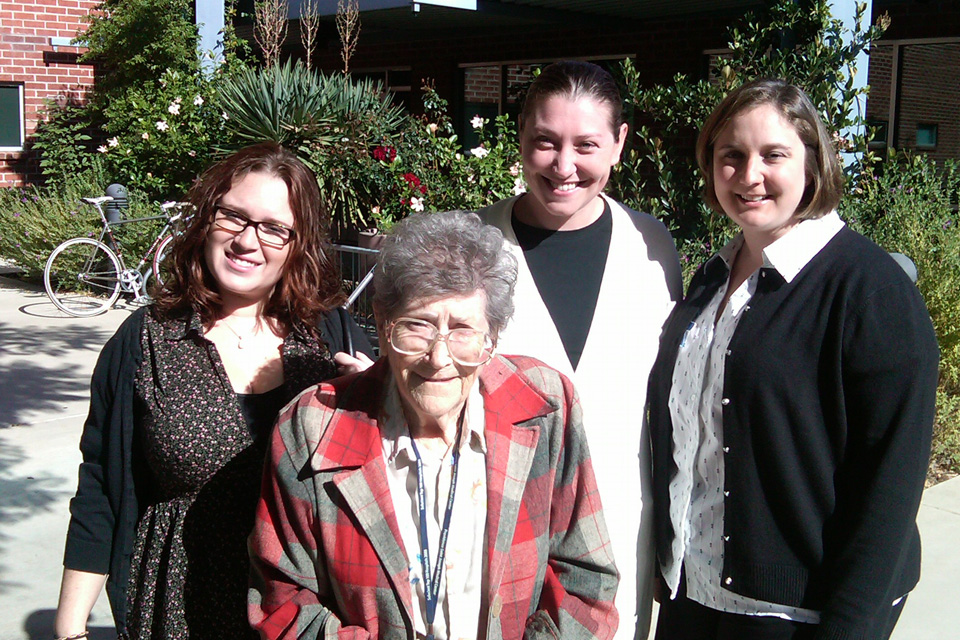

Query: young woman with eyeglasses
[{"left": 54, "top": 142, "right": 375, "bottom": 640}]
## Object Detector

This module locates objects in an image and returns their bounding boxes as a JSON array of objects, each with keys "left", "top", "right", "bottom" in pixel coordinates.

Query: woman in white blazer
[{"left": 479, "top": 60, "right": 682, "bottom": 640}]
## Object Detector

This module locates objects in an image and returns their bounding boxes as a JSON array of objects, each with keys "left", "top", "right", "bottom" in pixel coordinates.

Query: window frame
[{"left": 0, "top": 83, "right": 25, "bottom": 152}]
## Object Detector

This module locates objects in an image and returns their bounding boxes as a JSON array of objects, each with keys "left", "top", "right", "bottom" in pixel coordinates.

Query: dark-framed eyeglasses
[
  {"left": 388, "top": 317, "right": 495, "bottom": 367},
  {"left": 213, "top": 206, "right": 295, "bottom": 248}
]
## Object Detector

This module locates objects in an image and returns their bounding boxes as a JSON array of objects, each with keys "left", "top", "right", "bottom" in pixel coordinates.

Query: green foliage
[
  {"left": 30, "top": 98, "right": 95, "bottom": 187},
  {"left": 0, "top": 166, "right": 163, "bottom": 280},
  {"left": 216, "top": 60, "right": 406, "bottom": 151},
  {"left": 612, "top": 0, "right": 887, "bottom": 282},
  {"left": 840, "top": 152, "right": 960, "bottom": 474},
  {"left": 303, "top": 82, "right": 521, "bottom": 236},
  {"left": 96, "top": 68, "right": 227, "bottom": 199},
  {"left": 76, "top": 0, "right": 201, "bottom": 108}
]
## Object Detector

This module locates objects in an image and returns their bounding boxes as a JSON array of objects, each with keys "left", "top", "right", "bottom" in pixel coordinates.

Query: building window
[
  {"left": 868, "top": 119, "right": 888, "bottom": 150},
  {"left": 916, "top": 123, "right": 938, "bottom": 149},
  {"left": 0, "top": 84, "right": 25, "bottom": 150}
]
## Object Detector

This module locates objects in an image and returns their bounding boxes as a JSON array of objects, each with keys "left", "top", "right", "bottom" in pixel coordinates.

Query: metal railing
[{"left": 333, "top": 243, "right": 379, "bottom": 345}]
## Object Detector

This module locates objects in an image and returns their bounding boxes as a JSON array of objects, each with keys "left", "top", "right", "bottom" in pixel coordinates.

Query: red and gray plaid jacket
[{"left": 248, "top": 354, "right": 619, "bottom": 639}]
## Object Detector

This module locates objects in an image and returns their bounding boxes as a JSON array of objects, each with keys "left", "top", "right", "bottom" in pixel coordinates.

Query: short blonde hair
[{"left": 696, "top": 78, "right": 843, "bottom": 220}]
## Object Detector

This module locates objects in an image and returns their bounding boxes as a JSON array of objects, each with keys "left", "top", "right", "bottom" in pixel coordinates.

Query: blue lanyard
[{"left": 409, "top": 422, "right": 462, "bottom": 640}]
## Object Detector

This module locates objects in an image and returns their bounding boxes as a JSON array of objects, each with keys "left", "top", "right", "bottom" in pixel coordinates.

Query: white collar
[{"left": 717, "top": 211, "right": 845, "bottom": 283}]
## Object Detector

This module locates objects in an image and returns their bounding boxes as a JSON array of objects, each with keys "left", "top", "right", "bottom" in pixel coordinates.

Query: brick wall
[
  {"left": 897, "top": 43, "right": 960, "bottom": 163},
  {"left": 0, "top": 0, "right": 98, "bottom": 186},
  {"left": 464, "top": 66, "right": 500, "bottom": 104}
]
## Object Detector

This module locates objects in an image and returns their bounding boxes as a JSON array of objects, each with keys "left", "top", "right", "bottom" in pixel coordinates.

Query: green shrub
[
  {"left": 612, "top": 0, "right": 887, "bottom": 283},
  {"left": 30, "top": 98, "right": 96, "bottom": 188},
  {"left": 841, "top": 152, "right": 960, "bottom": 474},
  {"left": 0, "top": 168, "right": 164, "bottom": 281}
]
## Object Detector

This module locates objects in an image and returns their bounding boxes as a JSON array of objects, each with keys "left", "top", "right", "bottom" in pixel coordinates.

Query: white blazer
[{"left": 479, "top": 194, "right": 682, "bottom": 639}]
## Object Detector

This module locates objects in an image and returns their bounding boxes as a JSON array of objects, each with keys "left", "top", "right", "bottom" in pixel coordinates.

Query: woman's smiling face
[
  {"left": 517, "top": 95, "right": 628, "bottom": 231},
  {"left": 712, "top": 103, "right": 810, "bottom": 246},
  {"left": 203, "top": 171, "right": 295, "bottom": 306}
]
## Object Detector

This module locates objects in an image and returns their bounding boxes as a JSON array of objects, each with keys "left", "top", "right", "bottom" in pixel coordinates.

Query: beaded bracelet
[{"left": 54, "top": 632, "right": 89, "bottom": 640}]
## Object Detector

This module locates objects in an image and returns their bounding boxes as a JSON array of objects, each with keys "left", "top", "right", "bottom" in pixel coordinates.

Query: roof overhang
[{"left": 288, "top": 0, "right": 763, "bottom": 37}]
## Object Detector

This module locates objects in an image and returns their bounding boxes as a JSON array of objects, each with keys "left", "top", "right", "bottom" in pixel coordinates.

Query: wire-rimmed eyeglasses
[{"left": 388, "top": 317, "right": 495, "bottom": 366}]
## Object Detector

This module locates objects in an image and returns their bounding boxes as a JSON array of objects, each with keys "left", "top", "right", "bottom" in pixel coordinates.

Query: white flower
[
  {"left": 509, "top": 162, "right": 521, "bottom": 177},
  {"left": 97, "top": 145, "right": 108, "bottom": 153},
  {"left": 471, "top": 115, "right": 484, "bottom": 130},
  {"left": 410, "top": 197, "right": 424, "bottom": 212},
  {"left": 168, "top": 102, "right": 181, "bottom": 115},
  {"left": 470, "top": 146, "right": 489, "bottom": 159},
  {"left": 222, "top": 111, "right": 230, "bottom": 121},
  {"left": 187, "top": 150, "right": 196, "bottom": 157},
  {"left": 107, "top": 137, "right": 119, "bottom": 148},
  {"left": 455, "top": 153, "right": 462, "bottom": 161},
  {"left": 371, "top": 205, "right": 381, "bottom": 215},
  {"left": 141, "top": 132, "right": 150, "bottom": 140},
  {"left": 512, "top": 176, "right": 526, "bottom": 196},
  {"left": 193, "top": 94, "right": 204, "bottom": 106},
  {"left": 427, "top": 122, "right": 438, "bottom": 133},
  {"left": 155, "top": 120, "right": 169, "bottom": 131}
]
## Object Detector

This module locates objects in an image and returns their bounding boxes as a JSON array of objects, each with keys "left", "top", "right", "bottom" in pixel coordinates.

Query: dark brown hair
[
  {"left": 520, "top": 60, "right": 625, "bottom": 140},
  {"left": 696, "top": 78, "right": 843, "bottom": 220},
  {"left": 153, "top": 142, "right": 344, "bottom": 331}
]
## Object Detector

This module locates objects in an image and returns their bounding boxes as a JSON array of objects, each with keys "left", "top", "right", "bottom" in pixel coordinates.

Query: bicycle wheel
[
  {"left": 151, "top": 234, "right": 174, "bottom": 289},
  {"left": 44, "top": 238, "right": 122, "bottom": 316}
]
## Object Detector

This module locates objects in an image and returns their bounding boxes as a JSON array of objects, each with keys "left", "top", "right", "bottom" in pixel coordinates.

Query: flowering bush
[
  {"left": 95, "top": 67, "right": 226, "bottom": 199},
  {"left": 304, "top": 82, "right": 522, "bottom": 237}
]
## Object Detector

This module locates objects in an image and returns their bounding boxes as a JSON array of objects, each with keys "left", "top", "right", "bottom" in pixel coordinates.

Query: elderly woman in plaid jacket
[{"left": 248, "top": 210, "right": 619, "bottom": 640}]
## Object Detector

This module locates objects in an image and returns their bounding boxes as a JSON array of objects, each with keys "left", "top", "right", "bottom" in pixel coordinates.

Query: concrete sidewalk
[{"left": 0, "top": 274, "right": 956, "bottom": 639}]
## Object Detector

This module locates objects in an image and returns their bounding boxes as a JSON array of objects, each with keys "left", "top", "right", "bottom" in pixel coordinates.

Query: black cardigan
[
  {"left": 62, "top": 306, "right": 374, "bottom": 633},
  {"left": 648, "top": 227, "right": 939, "bottom": 640}
]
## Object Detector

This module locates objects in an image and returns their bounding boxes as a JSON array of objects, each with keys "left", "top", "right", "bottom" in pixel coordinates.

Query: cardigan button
[
  {"left": 491, "top": 594, "right": 503, "bottom": 618},
  {"left": 723, "top": 490, "right": 730, "bottom": 497},
  {"left": 723, "top": 535, "right": 730, "bottom": 542},
  {"left": 722, "top": 446, "right": 730, "bottom": 453},
  {"left": 725, "top": 349, "right": 732, "bottom": 356},
  {"left": 721, "top": 398, "right": 730, "bottom": 406},
  {"left": 725, "top": 576, "right": 733, "bottom": 585}
]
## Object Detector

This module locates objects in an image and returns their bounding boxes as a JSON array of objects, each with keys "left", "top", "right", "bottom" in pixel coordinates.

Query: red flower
[
  {"left": 402, "top": 173, "right": 421, "bottom": 188},
  {"left": 372, "top": 146, "right": 397, "bottom": 162}
]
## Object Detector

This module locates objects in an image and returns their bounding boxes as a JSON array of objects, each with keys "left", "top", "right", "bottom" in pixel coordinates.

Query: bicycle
[{"left": 43, "top": 196, "right": 192, "bottom": 317}]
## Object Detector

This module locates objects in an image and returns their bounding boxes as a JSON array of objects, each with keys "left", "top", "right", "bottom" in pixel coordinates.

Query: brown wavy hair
[
  {"left": 152, "top": 142, "right": 344, "bottom": 332},
  {"left": 696, "top": 78, "right": 843, "bottom": 221}
]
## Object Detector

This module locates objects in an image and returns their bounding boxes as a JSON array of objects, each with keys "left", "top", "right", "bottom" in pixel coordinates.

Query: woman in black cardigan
[
  {"left": 54, "top": 143, "right": 375, "bottom": 640},
  {"left": 647, "top": 79, "right": 939, "bottom": 640}
]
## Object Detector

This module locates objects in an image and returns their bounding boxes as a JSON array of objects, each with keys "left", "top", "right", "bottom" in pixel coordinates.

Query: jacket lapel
[
  {"left": 478, "top": 357, "right": 556, "bottom": 600},
  {"left": 308, "top": 361, "right": 415, "bottom": 625}
]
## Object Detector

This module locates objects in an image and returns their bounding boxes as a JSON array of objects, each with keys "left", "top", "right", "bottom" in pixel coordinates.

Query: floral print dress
[{"left": 125, "top": 311, "right": 336, "bottom": 639}]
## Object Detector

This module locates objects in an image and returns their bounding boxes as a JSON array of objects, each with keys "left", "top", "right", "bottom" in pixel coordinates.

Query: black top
[
  {"left": 647, "top": 227, "right": 939, "bottom": 639},
  {"left": 238, "top": 385, "right": 288, "bottom": 440},
  {"left": 512, "top": 201, "right": 612, "bottom": 370}
]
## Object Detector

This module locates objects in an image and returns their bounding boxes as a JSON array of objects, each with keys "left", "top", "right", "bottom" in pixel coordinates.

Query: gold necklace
[{"left": 218, "top": 316, "right": 264, "bottom": 350}]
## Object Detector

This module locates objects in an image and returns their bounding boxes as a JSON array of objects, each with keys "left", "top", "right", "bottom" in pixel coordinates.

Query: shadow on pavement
[
  {"left": 24, "top": 610, "right": 115, "bottom": 640},
  {"left": 0, "top": 321, "right": 116, "bottom": 427},
  {"left": 0, "top": 438, "right": 69, "bottom": 593}
]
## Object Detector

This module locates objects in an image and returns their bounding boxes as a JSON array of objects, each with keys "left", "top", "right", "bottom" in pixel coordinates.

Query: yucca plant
[{"left": 216, "top": 59, "right": 337, "bottom": 149}]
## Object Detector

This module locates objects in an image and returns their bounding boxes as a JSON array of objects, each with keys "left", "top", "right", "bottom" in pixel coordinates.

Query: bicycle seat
[{"left": 83, "top": 196, "right": 114, "bottom": 205}]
